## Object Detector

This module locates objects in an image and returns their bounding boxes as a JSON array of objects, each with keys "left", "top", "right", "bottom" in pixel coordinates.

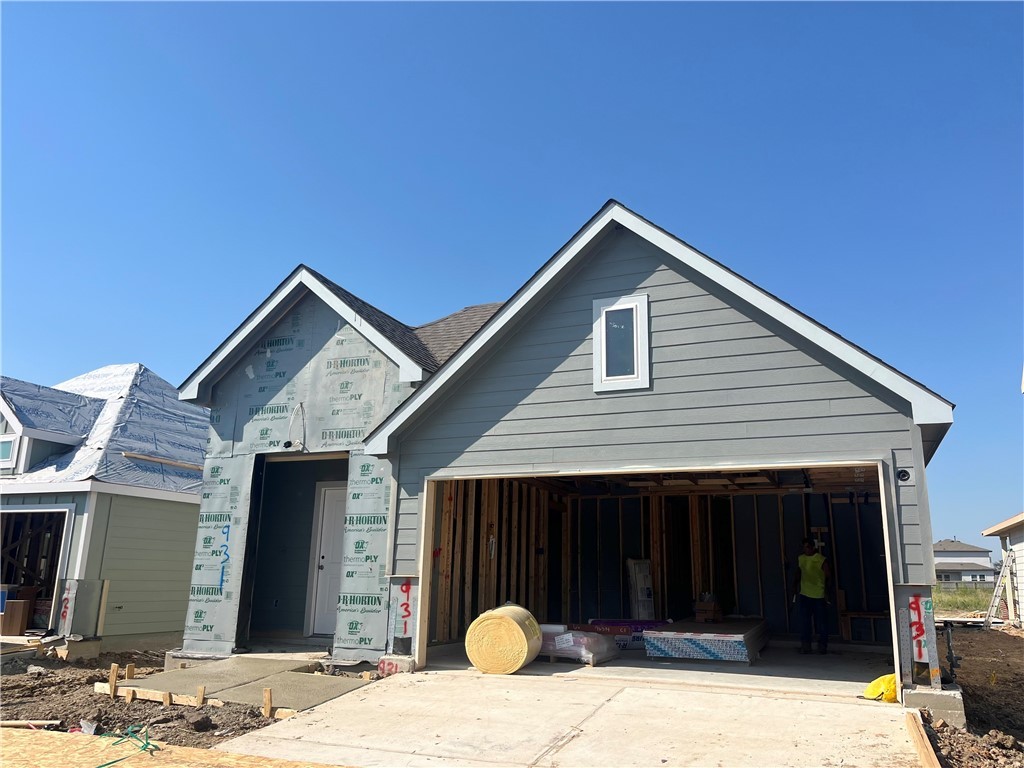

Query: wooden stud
[
  {"left": 450, "top": 480, "right": 464, "bottom": 640},
  {"left": 562, "top": 498, "right": 571, "bottom": 622},
  {"left": 108, "top": 664, "right": 119, "bottom": 700},
  {"left": 707, "top": 496, "right": 715, "bottom": 595},
  {"left": 477, "top": 480, "right": 490, "bottom": 611},
  {"left": 510, "top": 481, "right": 520, "bottom": 604},
  {"left": 688, "top": 496, "right": 701, "bottom": 598},
  {"left": 731, "top": 496, "right": 739, "bottom": 612},
  {"left": 263, "top": 688, "right": 273, "bottom": 718},
  {"left": 487, "top": 480, "right": 499, "bottom": 609},
  {"left": 196, "top": 685, "right": 205, "bottom": 708},
  {"left": 618, "top": 497, "right": 625, "bottom": 618},
  {"left": 463, "top": 480, "right": 476, "bottom": 627},
  {"left": 499, "top": 479, "right": 510, "bottom": 604},
  {"left": 539, "top": 490, "right": 549, "bottom": 622},
  {"left": 754, "top": 496, "right": 764, "bottom": 618},
  {"left": 436, "top": 482, "right": 454, "bottom": 642},
  {"left": 778, "top": 494, "right": 791, "bottom": 633},
  {"left": 854, "top": 493, "right": 867, "bottom": 612},
  {"left": 124, "top": 663, "right": 135, "bottom": 680},
  {"left": 519, "top": 482, "right": 528, "bottom": 606},
  {"left": 576, "top": 496, "right": 583, "bottom": 622}
]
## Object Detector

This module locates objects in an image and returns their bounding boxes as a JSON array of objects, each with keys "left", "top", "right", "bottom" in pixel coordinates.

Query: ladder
[{"left": 983, "top": 550, "right": 1018, "bottom": 628}]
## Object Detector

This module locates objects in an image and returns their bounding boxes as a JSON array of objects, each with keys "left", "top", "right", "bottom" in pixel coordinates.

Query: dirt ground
[
  {"left": 1, "top": 627, "right": 1022, "bottom": 761},
  {"left": 922, "top": 624, "right": 1024, "bottom": 768},
  {"left": 0, "top": 651, "right": 277, "bottom": 749}
]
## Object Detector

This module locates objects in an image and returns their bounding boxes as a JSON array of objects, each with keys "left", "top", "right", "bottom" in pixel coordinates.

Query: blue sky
[{"left": 3, "top": 3, "right": 1021, "bottom": 550}]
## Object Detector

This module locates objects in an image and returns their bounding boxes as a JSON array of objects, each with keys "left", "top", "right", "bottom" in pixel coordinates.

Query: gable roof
[
  {"left": 363, "top": 200, "right": 955, "bottom": 456},
  {"left": 1, "top": 376, "right": 105, "bottom": 443},
  {"left": 934, "top": 561, "right": 995, "bottom": 572},
  {"left": 982, "top": 513, "right": 1024, "bottom": 538},
  {"left": 3, "top": 364, "right": 208, "bottom": 494},
  {"left": 933, "top": 539, "right": 990, "bottom": 553},
  {"left": 178, "top": 265, "right": 501, "bottom": 404}
]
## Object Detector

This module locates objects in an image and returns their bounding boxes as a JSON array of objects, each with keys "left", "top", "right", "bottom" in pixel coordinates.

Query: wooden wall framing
[
  {"left": 1, "top": 512, "right": 65, "bottom": 598},
  {"left": 428, "top": 477, "right": 888, "bottom": 646},
  {"left": 431, "top": 479, "right": 552, "bottom": 643}
]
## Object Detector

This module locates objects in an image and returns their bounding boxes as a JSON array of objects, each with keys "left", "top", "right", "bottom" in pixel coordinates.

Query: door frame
[{"left": 305, "top": 481, "right": 347, "bottom": 637}]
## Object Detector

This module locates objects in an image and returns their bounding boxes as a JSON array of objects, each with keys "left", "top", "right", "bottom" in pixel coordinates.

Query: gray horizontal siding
[{"left": 393, "top": 228, "right": 921, "bottom": 578}]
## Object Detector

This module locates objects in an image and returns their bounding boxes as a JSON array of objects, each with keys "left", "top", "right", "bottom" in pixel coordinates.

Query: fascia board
[
  {"left": 0, "top": 479, "right": 198, "bottom": 505},
  {"left": 1, "top": 480, "right": 93, "bottom": 496},
  {"left": 179, "top": 271, "right": 310, "bottom": 401},
  {"left": 982, "top": 513, "right": 1024, "bottom": 538},
  {"left": 366, "top": 201, "right": 952, "bottom": 454},
  {"left": 19, "top": 427, "right": 82, "bottom": 445},
  {"left": 612, "top": 207, "right": 954, "bottom": 426},
  {"left": 364, "top": 206, "right": 620, "bottom": 455},
  {"left": 179, "top": 269, "right": 425, "bottom": 402}
]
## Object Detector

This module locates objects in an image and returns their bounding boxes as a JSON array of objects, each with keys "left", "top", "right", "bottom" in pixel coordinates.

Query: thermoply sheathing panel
[{"left": 182, "top": 294, "right": 413, "bottom": 658}]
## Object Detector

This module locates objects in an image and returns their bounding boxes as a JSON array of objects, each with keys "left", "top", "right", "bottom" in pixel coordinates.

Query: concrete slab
[
  {"left": 428, "top": 642, "right": 895, "bottom": 700},
  {"left": 215, "top": 670, "right": 368, "bottom": 711},
  {"left": 126, "top": 657, "right": 317, "bottom": 696},
  {"left": 218, "top": 670, "right": 920, "bottom": 767}
]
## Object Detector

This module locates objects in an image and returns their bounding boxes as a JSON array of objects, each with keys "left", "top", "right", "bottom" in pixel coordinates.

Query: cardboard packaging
[{"left": 1, "top": 600, "right": 31, "bottom": 635}]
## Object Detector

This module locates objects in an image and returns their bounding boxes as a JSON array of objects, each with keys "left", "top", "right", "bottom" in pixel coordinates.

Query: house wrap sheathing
[{"left": 177, "top": 269, "right": 497, "bottom": 658}]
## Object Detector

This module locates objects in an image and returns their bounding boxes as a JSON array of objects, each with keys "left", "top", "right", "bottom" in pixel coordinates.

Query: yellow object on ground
[
  {"left": 465, "top": 604, "right": 542, "bottom": 674},
  {"left": 863, "top": 673, "right": 899, "bottom": 703}
]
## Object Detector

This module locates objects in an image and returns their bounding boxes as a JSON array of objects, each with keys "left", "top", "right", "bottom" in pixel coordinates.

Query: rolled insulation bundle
[{"left": 464, "top": 604, "right": 542, "bottom": 674}]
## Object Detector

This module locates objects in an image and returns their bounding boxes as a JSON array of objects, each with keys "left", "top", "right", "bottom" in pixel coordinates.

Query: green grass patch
[{"left": 931, "top": 585, "right": 994, "bottom": 614}]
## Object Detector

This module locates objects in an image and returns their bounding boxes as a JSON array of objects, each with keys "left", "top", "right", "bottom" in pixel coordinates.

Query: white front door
[{"left": 313, "top": 485, "right": 347, "bottom": 635}]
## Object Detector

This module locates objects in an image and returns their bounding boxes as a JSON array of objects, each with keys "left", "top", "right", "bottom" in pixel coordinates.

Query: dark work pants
[{"left": 798, "top": 594, "right": 828, "bottom": 651}]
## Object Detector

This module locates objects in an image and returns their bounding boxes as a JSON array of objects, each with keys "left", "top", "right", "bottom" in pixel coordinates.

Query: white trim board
[
  {"left": 365, "top": 201, "right": 953, "bottom": 455},
  {"left": 0, "top": 479, "right": 199, "bottom": 506},
  {"left": 179, "top": 268, "right": 426, "bottom": 403}
]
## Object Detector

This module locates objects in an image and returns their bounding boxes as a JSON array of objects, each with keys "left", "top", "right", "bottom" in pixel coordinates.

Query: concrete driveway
[{"left": 217, "top": 652, "right": 919, "bottom": 768}]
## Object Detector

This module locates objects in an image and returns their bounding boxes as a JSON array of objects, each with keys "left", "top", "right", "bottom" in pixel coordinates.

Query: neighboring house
[
  {"left": 982, "top": 513, "right": 1023, "bottom": 622},
  {"left": 177, "top": 201, "right": 954, "bottom": 703},
  {"left": 932, "top": 539, "right": 995, "bottom": 584},
  {"left": 1, "top": 364, "right": 208, "bottom": 650}
]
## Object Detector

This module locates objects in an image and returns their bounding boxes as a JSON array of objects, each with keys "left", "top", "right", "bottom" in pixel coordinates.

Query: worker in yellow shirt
[{"left": 793, "top": 537, "right": 831, "bottom": 654}]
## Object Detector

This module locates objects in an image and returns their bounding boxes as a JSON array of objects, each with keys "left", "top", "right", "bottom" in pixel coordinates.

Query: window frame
[
  {"left": 0, "top": 436, "right": 18, "bottom": 469},
  {"left": 592, "top": 294, "right": 650, "bottom": 393}
]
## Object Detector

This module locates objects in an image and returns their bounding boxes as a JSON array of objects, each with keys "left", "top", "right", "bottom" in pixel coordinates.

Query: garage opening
[
  {"left": 424, "top": 465, "right": 890, "bottom": 682},
  {"left": 1, "top": 510, "right": 68, "bottom": 631},
  {"left": 235, "top": 454, "right": 348, "bottom": 647}
]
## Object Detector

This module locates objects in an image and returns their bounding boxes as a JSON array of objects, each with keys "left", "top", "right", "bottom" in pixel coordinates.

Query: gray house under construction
[{"left": 178, "top": 201, "right": 954, "bottom": 700}]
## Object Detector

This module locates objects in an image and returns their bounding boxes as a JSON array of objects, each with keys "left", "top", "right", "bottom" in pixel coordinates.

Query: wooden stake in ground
[
  {"left": 263, "top": 688, "right": 273, "bottom": 718},
  {"left": 108, "top": 664, "right": 119, "bottom": 700},
  {"left": 196, "top": 686, "right": 206, "bottom": 708},
  {"left": 124, "top": 663, "right": 135, "bottom": 680}
]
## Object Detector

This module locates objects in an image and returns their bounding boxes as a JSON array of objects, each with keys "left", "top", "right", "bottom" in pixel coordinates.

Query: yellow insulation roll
[{"left": 465, "top": 604, "right": 542, "bottom": 674}]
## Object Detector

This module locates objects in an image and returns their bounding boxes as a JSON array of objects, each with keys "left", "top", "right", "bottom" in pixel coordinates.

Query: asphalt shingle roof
[{"left": 933, "top": 539, "right": 990, "bottom": 553}]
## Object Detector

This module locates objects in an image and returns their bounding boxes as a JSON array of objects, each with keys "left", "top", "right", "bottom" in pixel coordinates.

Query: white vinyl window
[
  {"left": 593, "top": 294, "right": 650, "bottom": 392},
  {"left": 0, "top": 437, "right": 17, "bottom": 469}
]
